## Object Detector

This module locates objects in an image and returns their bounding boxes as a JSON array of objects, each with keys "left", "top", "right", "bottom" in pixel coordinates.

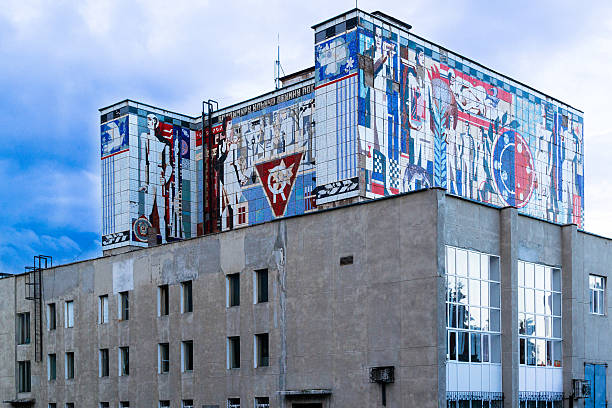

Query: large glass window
[
  {"left": 518, "top": 261, "right": 562, "bottom": 367},
  {"left": 446, "top": 247, "right": 501, "bottom": 364}
]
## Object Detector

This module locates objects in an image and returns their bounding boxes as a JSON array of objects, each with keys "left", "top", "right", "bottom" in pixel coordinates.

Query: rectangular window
[
  {"left": 182, "top": 281, "right": 193, "bottom": 313},
  {"left": 119, "top": 291, "right": 129, "bottom": 321},
  {"left": 65, "top": 352, "right": 74, "bottom": 379},
  {"left": 228, "top": 336, "right": 240, "bottom": 369},
  {"left": 446, "top": 247, "right": 501, "bottom": 365},
  {"left": 158, "top": 285, "right": 169, "bottom": 316},
  {"left": 227, "top": 273, "right": 240, "bottom": 307},
  {"left": 120, "top": 403, "right": 130, "bottom": 408},
  {"left": 182, "top": 400, "right": 194, "bottom": 408},
  {"left": 49, "top": 404, "right": 57, "bottom": 408},
  {"left": 255, "top": 269, "right": 268, "bottom": 304},
  {"left": 48, "top": 354, "right": 56, "bottom": 381},
  {"left": 17, "top": 313, "right": 30, "bottom": 345},
  {"left": 518, "top": 261, "right": 562, "bottom": 367},
  {"left": 65, "top": 300, "right": 74, "bottom": 328},
  {"left": 99, "top": 349, "right": 109, "bottom": 377},
  {"left": 182, "top": 341, "right": 193, "bottom": 372},
  {"left": 119, "top": 347, "right": 129, "bottom": 376},
  {"left": 17, "top": 361, "right": 30, "bottom": 393},
  {"left": 589, "top": 275, "right": 606, "bottom": 315},
  {"left": 255, "top": 333, "right": 269, "bottom": 368},
  {"left": 227, "top": 398, "right": 240, "bottom": 408},
  {"left": 66, "top": 404, "right": 74, "bottom": 408},
  {"left": 100, "top": 403, "right": 109, "bottom": 408},
  {"left": 47, "top": 303, "right": 56, "bottom": 330},
  {"left": 255, "top": 397, "right": 269, "bottom": 408},
  {"left": 159, "top": 343, "right": 169, "bottom": 373},
  {"left": 99, "top": 295, "right": 109, "bottom": 324},
  {"left": 159, "top": 402, "right": 170, "bottom": 408}
]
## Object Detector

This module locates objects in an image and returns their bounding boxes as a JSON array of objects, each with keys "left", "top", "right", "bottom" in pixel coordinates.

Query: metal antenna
[{"left": 274, "top": 33, "right": 285, "bottom": 89}]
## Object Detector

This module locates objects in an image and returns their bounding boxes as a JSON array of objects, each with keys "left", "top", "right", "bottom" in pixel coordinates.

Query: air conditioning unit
[
  {"left": 573, "top": 379, "right": 591, "bottom": 399},
  {"left": 369, "top": 366, "right": 395, "bottom": 383}
]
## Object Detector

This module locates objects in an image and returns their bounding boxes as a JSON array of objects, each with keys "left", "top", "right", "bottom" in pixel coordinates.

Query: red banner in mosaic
[{"left": 255, "top": 152, "right": 303, "bottom": 218}]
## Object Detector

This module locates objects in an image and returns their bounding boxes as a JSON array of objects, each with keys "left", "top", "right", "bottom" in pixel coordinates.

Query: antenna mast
[{"left": 274, "top": 34, "right": 285, "bottom": 89}]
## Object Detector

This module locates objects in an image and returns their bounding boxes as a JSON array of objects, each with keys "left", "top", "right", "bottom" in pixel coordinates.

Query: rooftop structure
[{"left": 99, "top": 9, "right": 584, "bottom": 255}]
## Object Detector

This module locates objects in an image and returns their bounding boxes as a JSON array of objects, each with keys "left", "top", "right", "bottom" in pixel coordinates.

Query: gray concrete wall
[
  {"left": 0, "top": 277, "right": 16, "bottom": 402},
  {"left": 1, "top": 191, "right": 610, "bottom": 408},
  {"left": 0, "top": 189, "right": 444, "bottom": 408}
]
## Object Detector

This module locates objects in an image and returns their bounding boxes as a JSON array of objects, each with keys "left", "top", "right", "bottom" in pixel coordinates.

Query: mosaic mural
[
  {"left": 102, "top": 14, "right": 585, "bottom": 244},
  {"left": 100, "top": 107, "right": 198, "bottom": 248},
  {"left": 348, "top": 18, "right": 584, "bottom": 226},
  {"left": 209, "top": 87, "right": 316, "bottom": 231}
]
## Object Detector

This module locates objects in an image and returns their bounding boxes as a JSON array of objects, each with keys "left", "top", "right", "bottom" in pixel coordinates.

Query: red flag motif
[{"left": 255, "top": 152, "right": 303, "bottom": 218}]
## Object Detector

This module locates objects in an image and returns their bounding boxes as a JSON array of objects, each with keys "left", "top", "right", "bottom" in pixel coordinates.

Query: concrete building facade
[
  {"left": 1, "top": 7, "right": 607, "bottom": 408},
  {"left": 1, "top": 189, "right": 610, "bottom": 408}
]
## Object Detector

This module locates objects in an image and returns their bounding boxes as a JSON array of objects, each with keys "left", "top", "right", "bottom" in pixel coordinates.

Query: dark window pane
[
  {"left": 471, "top": 332, "right": 481, "bottom": 363},
  {"left": 48, "top": 304, "right": 56, "bottom": 330},
  {"left": 120, "top": 292, "right": 129, "bottom": 320},
  {"left": 257, "top": 333, "right": 269, "bottom": 367},
  {"left": 229, "top": 337, "right": 240, "bottom": 369},
  {"left": 315, "top": 30, "right": 326, "bottom": 44},
  {"left": 183, "top": 281, "right": 193, "bottom": 313},
  {"left": 346, "top": 17, "right": 358, "bottom": 30},
  {"left": 257, "top": 270, "right": 268, "bottom": 303},
  {"left": 448, "top": 331, "right": 456, "bottom": 360},
  {"left": 457, "top": 331, "right": 469, "bottom": 362},
  {"left": 159, "top": 285, "right": 169, "bottom": 316},
  {"left": 229, "top": 274, "right": 240, "bottom": 307}
]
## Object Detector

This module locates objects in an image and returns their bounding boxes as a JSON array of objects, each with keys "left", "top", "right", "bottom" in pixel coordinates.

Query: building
[
  {"left": 1, "top": 190, "right": 610, "bottom": 408},
  {"left": 99, "top": 9, "right": 584, "bottom": 253},
  {"left": 1, "top": 8, "right": 607, "bottom": 408}
]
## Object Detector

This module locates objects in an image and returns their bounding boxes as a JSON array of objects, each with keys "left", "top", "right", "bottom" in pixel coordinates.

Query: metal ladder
[{"left": 25, "top": 255, "right": 52, "bottom": 362}]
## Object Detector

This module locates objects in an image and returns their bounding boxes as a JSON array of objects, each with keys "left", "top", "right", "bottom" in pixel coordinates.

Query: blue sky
[{"left": 1, "top": 0, "right": 611, "bottom": 274}]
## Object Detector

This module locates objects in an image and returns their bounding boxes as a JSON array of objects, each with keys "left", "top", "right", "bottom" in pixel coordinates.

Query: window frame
[
  {"left": 255, "top": 397, "right": 270, "bottom": 408},
  {"left": 517, "top": 260, "right": 563, "bottom": 368},
  {"left": 158, "top": 285, "right": 169, "bottom": 316},
  {"left": 158, "top": 343, "right": 169, "bottom": 373},
  {"left": 181, "top": 280, "right": 193, "bottom": 313},
  {"left": 445, "top": 246, "right": 502, "bottom": 365},
  {"left": 99, "top": 295, "right": 109, "bottom": 324},
  {"left": 48, "top": 353, "right": 56, "bottom": 381},
  {"left": 589, "top": 274, "right": 606, "bottom": 316},
  {"left": 227, "top": 273, "right": 240, "bottom": 307},
  {"left": 47, "top": 303, "right": 56, "bottom": 330},
  {"left": 65, "top": 352, "right": 74, "bottom": 379},
  {"left": 227, "top": 398, "right": 240, "bottom": 408},
  {"left": 227, "top": 336, "right": 240, "bottom": 369},
  {"left": 254, "top": 333, "right": 270, "bottom": 368},
  {"left": 119, "top": 346, "right": 129, "bottom": 376},
  {"left": 99, "top": 348, "right": 109, "bottom": 377},
  {"left": 17, "top": 360, "right": 31, "bottom": 393},
  {"left": 182, "top": 340, "right": 193, "bottom": 372},
  {"left": 119, "top": 291, "right": 129, "bottom": 321},
  {"left": 16, "top": 312, "right": 31, "bottom": 345},
  {"left": 65, "top": 300, "right": 74, "bottom": 328},
  {"left": 254, "top": 269, "right": 269, "bottom": 304}
]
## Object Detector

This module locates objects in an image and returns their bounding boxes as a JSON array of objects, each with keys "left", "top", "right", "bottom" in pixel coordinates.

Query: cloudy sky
[{"left": 1, "top": 0, "right": 611, "bottom": 274}]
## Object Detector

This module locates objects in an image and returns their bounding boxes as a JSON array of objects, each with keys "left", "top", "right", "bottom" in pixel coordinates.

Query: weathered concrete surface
[{"left": 0, "top": 190, "right": 610, "bottom": 407}]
